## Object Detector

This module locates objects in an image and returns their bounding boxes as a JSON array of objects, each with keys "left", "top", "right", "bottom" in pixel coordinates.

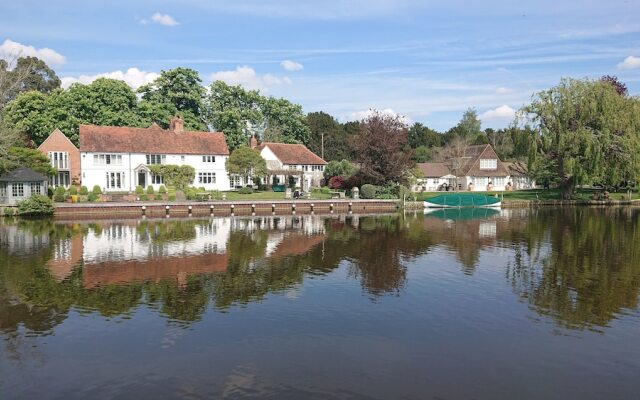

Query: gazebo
[{"left": 0, "top": 167, "right": 49, "bottom": 205}]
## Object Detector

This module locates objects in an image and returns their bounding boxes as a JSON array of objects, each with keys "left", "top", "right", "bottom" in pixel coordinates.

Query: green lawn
[
  {"left": 415, "top": 188, "right": 639, "bottom": 202},
  {"left": 221, "top": 190, "right": 333, "bottom": 201}
]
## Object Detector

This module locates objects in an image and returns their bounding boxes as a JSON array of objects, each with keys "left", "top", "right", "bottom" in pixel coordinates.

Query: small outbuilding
[{"left": 0, "top": 167, "right": 49, "bottom": 205}]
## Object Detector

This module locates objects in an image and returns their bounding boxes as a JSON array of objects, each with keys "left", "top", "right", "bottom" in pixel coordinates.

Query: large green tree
[
  {"left": 0, "top": 56, "right": 60, "bottom": 107},
  {"left": 205, "top": 81, "right": 309, "bottom": 151},
  {"left": 449, "top": 107, "right": 482, "bottom": 140},
  {"left": 305, "top": 111, "right": 351, "bottom": 161},
  {"left": 225, "top": 146, "right": 268, "bottom": 185},
  {"left": 2, "top": 147, "right": 57, "bottom": 176},
  {"left": 138, "top": 67, "right": 206, "bottom": 130},
  {"left": 524, "top": 77, "right": 640, "bottom": 197},
  {"left": 3, "top": 78, "right": 144, "bottom": 145}
]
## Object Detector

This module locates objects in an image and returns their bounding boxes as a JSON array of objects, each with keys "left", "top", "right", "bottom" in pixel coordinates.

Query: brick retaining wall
[{"left": 54, "top": 200, "right": 406, "bottom": 219}]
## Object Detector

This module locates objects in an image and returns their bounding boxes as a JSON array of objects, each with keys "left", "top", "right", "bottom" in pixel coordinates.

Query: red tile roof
[
  {"left": 79, "top": 124, "right": 229, "bottom": 155},
  {"left": 417, "top": 162, "right": 450, "bottom": 177},
  {"left": 258, "top": 142, "right": 327, "bottom": 165}
]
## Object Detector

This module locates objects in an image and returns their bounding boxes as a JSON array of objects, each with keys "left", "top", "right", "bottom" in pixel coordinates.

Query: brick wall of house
[{"left": 38, "top": 129, "right": 81, "bottom": 186}]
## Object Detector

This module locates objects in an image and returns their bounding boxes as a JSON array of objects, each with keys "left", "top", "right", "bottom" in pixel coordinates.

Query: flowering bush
[{"left": 328, "top": 175, "right": 345, "bottom": 189}]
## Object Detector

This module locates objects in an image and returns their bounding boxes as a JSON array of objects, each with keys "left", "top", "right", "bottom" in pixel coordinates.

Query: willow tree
[{"left": 524, "top": 78, "right": 640, "bottom": 198}]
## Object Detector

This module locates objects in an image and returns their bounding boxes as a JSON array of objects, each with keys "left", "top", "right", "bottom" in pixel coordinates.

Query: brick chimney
[
  {"left": 250, "top": 134, "right": 258, "bottom": 149},
  {"left": 169, "top": 116, "right": 184, "bottom": 132}
]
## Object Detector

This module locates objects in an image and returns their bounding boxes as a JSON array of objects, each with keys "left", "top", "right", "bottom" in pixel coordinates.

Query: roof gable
[
  {"left": 79, "top": 125, "right": 229, "bottom": 155},
  {"left": 258, "top": 142, "right": 327, "bottom": 165},
  {"left": 38, "top": 128, "right": 78, "bottom": 150},
  {"left": 417, "top": 162, "right": 449, "bottom": 177},
  {"left": 462, "top": 144, "right": 509, "bottom": 177}
]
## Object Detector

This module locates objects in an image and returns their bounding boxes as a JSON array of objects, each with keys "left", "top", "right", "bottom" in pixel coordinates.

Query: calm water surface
[{"left": 1, "top": 208, "right": 640, "bottom": 399}]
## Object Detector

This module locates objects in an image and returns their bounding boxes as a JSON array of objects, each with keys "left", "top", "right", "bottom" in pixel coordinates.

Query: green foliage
[
  {"left": 154, "top": 194, "right": 163, "bottom": 200},
  {"left": 524, "top": 77, "right": 640, "bottom": 197},
  {"left": 205, "top": 81, "right": 309, "bottom": 150},
  {"left": 3, "top": 207, "right": 14, "bottom": 216},
  {"left": 135, "top": 185, "right": 144, "bottom": 195},
  {"left": 238, "top": 187, "right": 254, "bottom": 194},
  {"left": 226, "top": 146, "right": 268, "bottom": 183},
  {"left": 16, "top": 194, "right": 54, "bottom": 215},
  {"left": 148, "top": 165, "right": 195, "bottom": 190},
  {"left": 79, "top": 186, "right": 89, "bottom": 195},
  {"left": 168, "top": 194, "right": 176, "bottom": 201},
  {"left": 408, "top": 123, "right": 443, "bottom": 148},
  {"left": 360, "top": 184, "right": 378, "bottom": 199},
  {"left": 87, "top": 192, "right": 98, "bottom": 202},
  {"left": 69, "top": 186, "right": 78, "bottom": 195},
  {"left": 146, "top": 185, "right": 154, "bottom": 194},
  {"left": 3, "top": 78, "right": 144, "bottom": 146},
  {"left": 324, "top": 159, "right": 357, "bottom": 180},
  {"left": 305, "top": 111, "right": 352, "bottom": 161},
  {"left": 53, "top": 186, "right": 66, "bottom": 202},
  {"left": 0, "top": 56, "right": 60, "bottom": 106},
  {"left": 139, "top": 194, "right": 148, "bottom": 201},
  {"left": 92, "top": 185, "right": 102, "bottom": 195},
  {"left": 5, "top": 147, "right": 57, "bottom": 176},
  {"left": 450, "top": 107, "right": 482, "bottom": 139},
  {"left": 158, "top": 185, "right": 167, "bottom": 194},
  {"left": 137, "top": 67, "right": 206, "bottom": 130}
]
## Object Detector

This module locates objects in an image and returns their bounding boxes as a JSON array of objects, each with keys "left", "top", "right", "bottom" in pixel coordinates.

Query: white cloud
[
  {"left": 348, "top": 108, "right": 412, "bottom": 125},
  {"left": 617, "top": 56, "right": 640, "bottom": 70},
  {"left": 209, "top": 66, "right": 292, "bottom": 91},
  {"left": 496, "top": 87, "right": 514, "bottom": 94},
  {"left": 61, "top": 67, "right": 159, "bottom": 89},
  {"left": 479, "top": 105, "right": 516, "bottom": 122},
  {"left": 280, "top": 60, "right": 304, "bottom": 71},
  {"left": 0, "top": 39, "right": 66, "bottom": 66},
  {"left": 147, "top": 12, "right": 179, "bottom": 26}
]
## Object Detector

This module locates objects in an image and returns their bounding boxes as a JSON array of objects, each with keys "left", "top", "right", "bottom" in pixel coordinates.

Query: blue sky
[{"left": 1, "top": 0, "right": 639, "bottom": 130}]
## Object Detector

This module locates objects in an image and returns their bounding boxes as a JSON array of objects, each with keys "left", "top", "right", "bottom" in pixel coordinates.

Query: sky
[{"left": 0, "top": 0, "right": 639, "bottom": 131}]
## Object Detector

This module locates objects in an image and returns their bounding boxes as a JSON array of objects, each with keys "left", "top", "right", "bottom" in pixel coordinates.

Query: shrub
[
  {"left": 154, "top": 194, "right": 162, "bottom": 200},
  {"left": 135, "top": 185, "right": 144, "bottom": 195},
  {"left": 377, "top": 184, "right": 397, "bottom": 198},
  {"left": 238, "top": 187, "right": 254, "bottom": 194},
  {"left": 158, "top": 185, "right": 167, "bottom": 194},
  {"left": 69, "top": 186, "right": 78, "bottom": 195},
  {"left": 328, "top": 176, "right": 345, "bottom": 189},
  {"left": 87, "top": 193, "right": 98, "bottom": 202},
  {"left": 148, "top": 164, "right": 195, "bottom": 190},
  {"left": 146, "top": 185, "right": 154, "bottom": 194},
  {"left": 360, "top": 184, "right": 378, "bottom": 199},
  {"left": 3, "top": 207, "right": 14, "bottom": 216},
  {"left": 92, "top": 185, "right": 102, "bottom": 195},
  {"left": 80, "top": 186, "right": 89, "bottom": 195},
  {"left": 375, "top": 193, "right": 397, "bottom": 200},
  {"left": 17, "top": 195, "right": 54, "bottom": 216},
  {"left": 168, "top": 194, "right": 176, "bottom": 201},
  {"left": 167, "top": 186, "right": 176, "bottom": 195},
  {"left": 53, "top": 186, "right": 66, "bottom": 202},
  {"left": 345, "top": 175, "right": 363, "bottom": 190},
  {"left": 139, "top": 194, "right": 148, "bottom": 201}
]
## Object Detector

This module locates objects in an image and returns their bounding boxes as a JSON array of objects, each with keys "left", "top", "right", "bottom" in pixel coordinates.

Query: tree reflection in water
[{"left": 1, "top": 208, "right": 640, "bottom": 336}]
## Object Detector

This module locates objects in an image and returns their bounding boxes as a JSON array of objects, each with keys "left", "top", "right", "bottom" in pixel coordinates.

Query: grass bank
[{"left": 414, "top": 188, "right": 639, "bottom": 203}]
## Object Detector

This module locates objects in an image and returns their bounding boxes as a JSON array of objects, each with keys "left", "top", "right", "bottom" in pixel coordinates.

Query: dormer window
[{"left": 480, "top": 159, "right": 497, "bottom": 170}]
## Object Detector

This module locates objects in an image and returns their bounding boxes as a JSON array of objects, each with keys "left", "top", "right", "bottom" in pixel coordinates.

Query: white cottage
[
  {"left": 254, "top": 141, "right": 327, "bottom": 191},
  {"left": 79, "top": 117, "right": 231, "bottom": 192}
]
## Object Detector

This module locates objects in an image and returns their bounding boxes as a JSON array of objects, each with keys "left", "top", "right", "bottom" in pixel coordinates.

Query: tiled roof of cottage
[
  {"left": 258, "top": 142, "right": 327, "bottom": 165},
  {"left": 0, "top": 167, "right": 48, "bottom": 182},
  {"left": 79, "top": 124, "right": 229, "bottom": 155},
  {"left": 417, "top": 162, "right": 450, "bottom": 178},
  {"left": 458, "top": 144, "right": 509, "bottom": 177},
  {"left": 503, "top": 161, "right": 529, "bottom": 176}
]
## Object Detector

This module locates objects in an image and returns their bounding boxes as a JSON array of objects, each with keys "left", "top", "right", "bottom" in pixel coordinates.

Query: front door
[{"left": 138, "top": 172, "right": 146, "bottom": 188}]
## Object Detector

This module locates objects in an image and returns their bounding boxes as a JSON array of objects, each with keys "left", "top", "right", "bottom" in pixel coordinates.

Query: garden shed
[{"left": 0, "top": 167, "right": 49, "bottom": 205}]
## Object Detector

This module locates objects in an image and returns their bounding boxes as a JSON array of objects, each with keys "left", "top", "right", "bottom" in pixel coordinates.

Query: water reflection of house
[
  {"left": 268, "top": 234, "right": 325, "bottom": 258},
  {"left": 0, "top": 225, "right": 49, "bottom": 254},
  {"left": 83, "top": 252, "right": 229, "bottom": 288},
  {"left": 46, "top": 234, "right": 84, "bottom": 281}
]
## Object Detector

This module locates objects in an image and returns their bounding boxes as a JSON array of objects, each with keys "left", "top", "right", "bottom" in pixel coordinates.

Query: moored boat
[{"left": 423, "top": 193, "right": 501, "bottom": 208}]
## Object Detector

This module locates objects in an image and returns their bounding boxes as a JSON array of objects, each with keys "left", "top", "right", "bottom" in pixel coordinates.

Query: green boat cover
[
  {"left": 425, "top": 207, "right": 500, "bottom": 221},
  {"left": 425, "top": 194, "right": 500, "bottom": 207}
]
